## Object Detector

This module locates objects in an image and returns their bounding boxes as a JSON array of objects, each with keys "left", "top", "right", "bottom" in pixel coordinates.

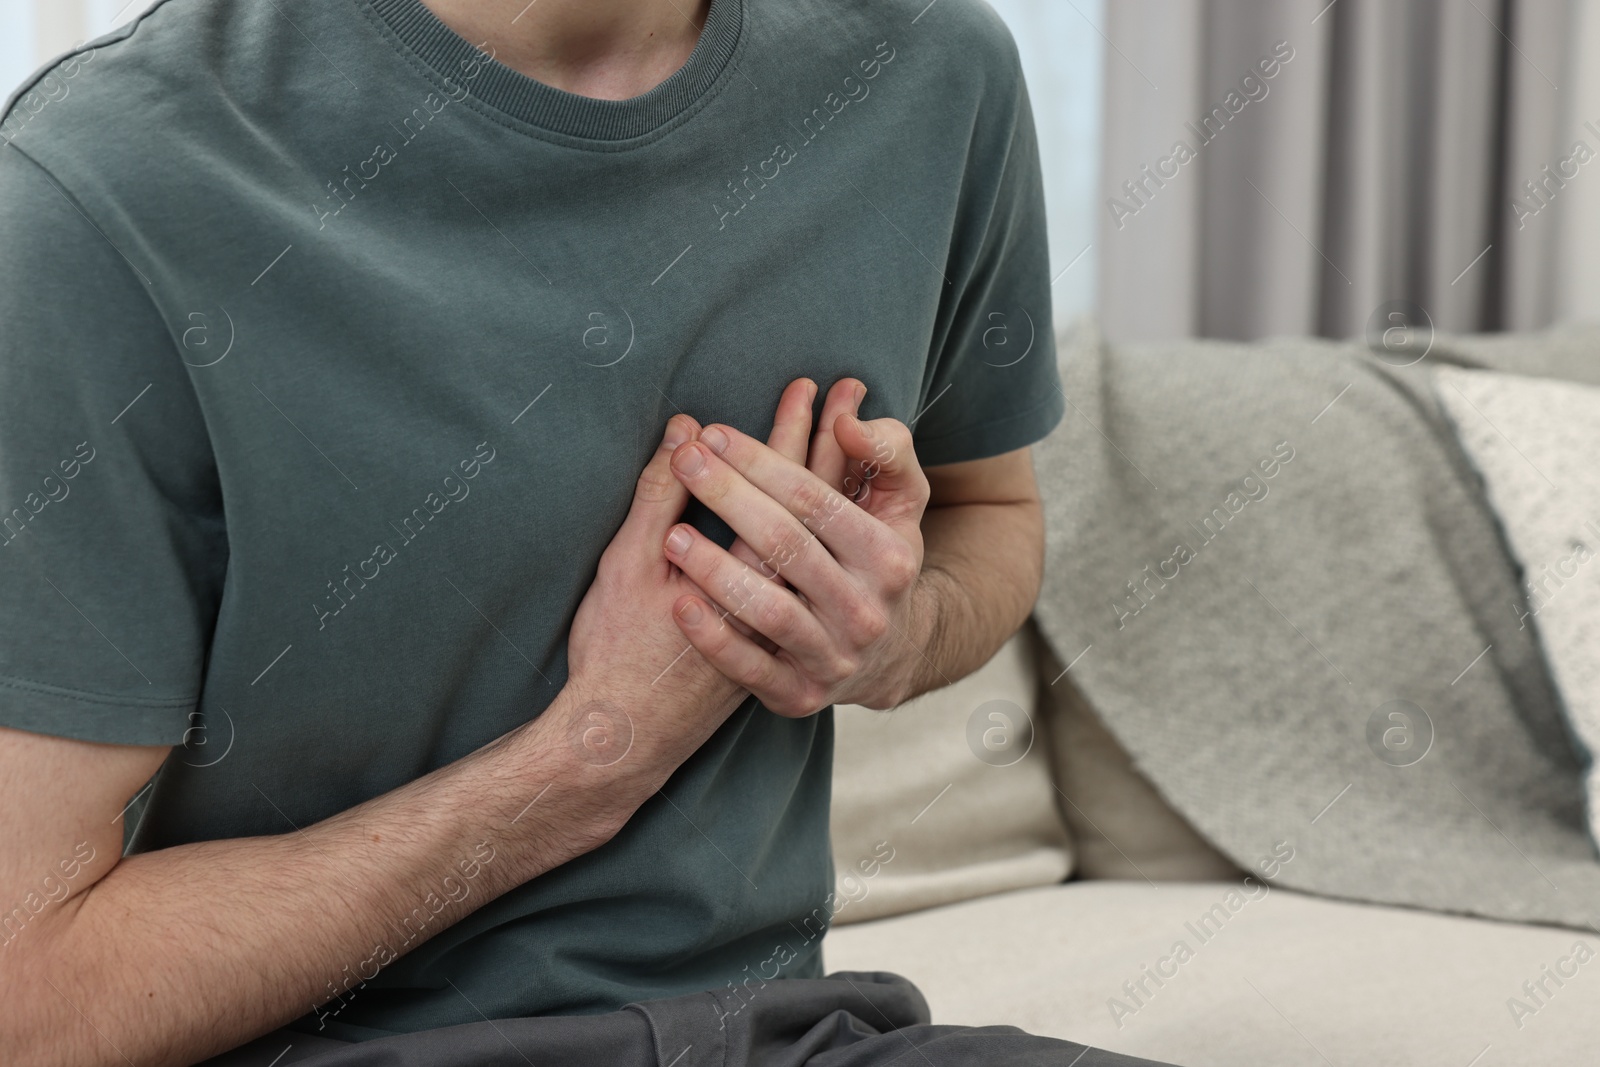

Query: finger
[
  {"left": 695, "top": 423, "right": 885, "bottom": 572},
  {"left": 683, "top": 570, "right": 777, "bottom": 654},
  {"left": 671, "top": 438, "right": 858, "bottom": 605},
  {"left": 833, "top": 413, "right": 930, "bottom": 527},
  {"left": 731, "top": 379, "right": 816, "bottom": 584},
  {"left": 613, "top": 414, "right": 700, "bottom": 559},
  {"left": 767, "top": 378, "right": 817, "bottom": 464},
  {"left": 672, "top": 593, "right": 819, "bottom": 718},
  {"left": 665, "top": 522, "right": 840, "bottom": 672},
  {"left": 807, "top": 378, "right": 864, "bottom": 491}
]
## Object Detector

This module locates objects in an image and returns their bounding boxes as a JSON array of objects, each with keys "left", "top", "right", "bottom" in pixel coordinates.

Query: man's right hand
[
  {"left": 561, "top": 412, "right": 747, "bottom": 776},
  {"left": 561, "top": 379, "right": 821, "bottom": 781}
]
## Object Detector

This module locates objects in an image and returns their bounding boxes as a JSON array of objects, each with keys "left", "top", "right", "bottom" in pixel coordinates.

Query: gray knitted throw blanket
[{"left": 1030, "top": 320, "right": 1600, "bottom": 930}]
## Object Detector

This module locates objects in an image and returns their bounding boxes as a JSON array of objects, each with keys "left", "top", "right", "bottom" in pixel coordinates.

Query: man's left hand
[{"left": 663, "top": 397, "right": 933, "bottom": 716}]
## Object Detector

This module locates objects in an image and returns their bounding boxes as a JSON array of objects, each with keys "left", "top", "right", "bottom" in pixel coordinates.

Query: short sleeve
[
  {"left": 909, "top": 38, "right": 1064, "bottom": 469},
  {"left": 0, "top": 144, "right": 226, "bottom": 745}
]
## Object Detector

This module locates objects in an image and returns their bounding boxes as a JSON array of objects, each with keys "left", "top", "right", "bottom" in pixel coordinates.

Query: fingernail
[
  {"left": 665, "top": 526, "right": 692, "bottom": 557},
  {"left": 678, "top": 600, "right": 705, "bottom": 625},
  {"left": 673, "top": 444, "right": 706, "bottom": 475},
  {"left": 701, "top": 426, "right": 729, "bottom": 455},
  {"left": 804, "top": 379, "right": 817, "bottom": 403},
  {"left": 663, "top": 419, "right": 689, "bottom": 450},
  {"left": 853, "top": 414, "right": 875, "bottom": 438},
  {"left": 853, "top": 384, "right": 866, "bottom": 410}
]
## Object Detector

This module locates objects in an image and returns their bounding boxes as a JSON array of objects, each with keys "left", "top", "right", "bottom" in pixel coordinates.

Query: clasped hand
[
  {"left": 565, "top": 375, "right": 931, "bottom": 764},
  {"left": 666, "top": 378, "right": 931, "bottom": 715}
]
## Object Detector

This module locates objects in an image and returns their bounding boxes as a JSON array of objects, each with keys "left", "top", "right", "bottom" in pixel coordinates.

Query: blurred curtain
[{"left": 1097, "top": 0, "right": 1586, "bottom": 343}]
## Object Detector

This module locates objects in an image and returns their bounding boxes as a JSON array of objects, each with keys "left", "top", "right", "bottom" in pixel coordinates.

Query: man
[{"left": 0, "top": 1, "right": 1168, "bottom": 1064}]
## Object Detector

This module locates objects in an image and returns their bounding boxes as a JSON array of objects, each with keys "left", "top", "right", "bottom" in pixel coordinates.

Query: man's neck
[{"left": 419, "top": 0, "right": 712, "bottom": 101}]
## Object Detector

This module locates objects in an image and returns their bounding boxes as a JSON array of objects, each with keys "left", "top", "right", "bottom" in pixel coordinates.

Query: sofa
[
  {"left": 820, "top": 322, "right": 1600, "bottom": 1067},
  {"left": 823, "top": 627, "right": 1600, "bottom": 1067}
]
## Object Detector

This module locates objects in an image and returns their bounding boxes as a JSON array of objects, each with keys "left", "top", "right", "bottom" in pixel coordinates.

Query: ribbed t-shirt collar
[{"left": 365, "top": 0, "right": 742, "bottom": 141}]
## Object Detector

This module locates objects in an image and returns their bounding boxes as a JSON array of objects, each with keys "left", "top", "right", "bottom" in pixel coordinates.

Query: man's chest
[{"left": 174, "top": 193, "right": 942, "bottom": 650}]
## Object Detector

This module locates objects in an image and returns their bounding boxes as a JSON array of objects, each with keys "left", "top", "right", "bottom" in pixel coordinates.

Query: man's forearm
[
  {"left": 900, "top": 497, "right": 1045, "bottom": 702},
  {"left": 7, "top": 685, "right": 679, "bottom": 1067}
]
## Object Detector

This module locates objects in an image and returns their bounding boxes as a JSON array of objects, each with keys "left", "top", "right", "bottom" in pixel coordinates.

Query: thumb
[
  {"left": 615, "top": 414, "right": 701, "bottom": 558},
  {"left": 835, "top": 413, "right": 929, "bottom": 526}
]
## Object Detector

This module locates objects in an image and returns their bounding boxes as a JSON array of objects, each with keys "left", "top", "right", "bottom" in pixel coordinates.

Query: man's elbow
[{"left": 1010, "top": 497, "right": 1046, "bottom": 631}]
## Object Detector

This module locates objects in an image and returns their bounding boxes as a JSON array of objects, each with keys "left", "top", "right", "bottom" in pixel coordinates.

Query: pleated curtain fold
[{"left": 1098, "top": 0, "right": 1597, "bottom": 343}]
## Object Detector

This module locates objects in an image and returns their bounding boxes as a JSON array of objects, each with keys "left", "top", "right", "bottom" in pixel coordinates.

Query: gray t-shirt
[{"left": 0, "top": 0, "right": 1062, "bottom": 1039}]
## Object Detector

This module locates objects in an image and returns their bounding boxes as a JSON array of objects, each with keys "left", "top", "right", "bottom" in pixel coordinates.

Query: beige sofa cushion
[
  {"left": 1039, "top": 643, "right": 1239, "bottom": 881},
  {"left": 829, "top": 630, "right": 1073, "bottom": 924},
  {"left": 825, "top": 881, "right": 1600, "bottom": 1066}
]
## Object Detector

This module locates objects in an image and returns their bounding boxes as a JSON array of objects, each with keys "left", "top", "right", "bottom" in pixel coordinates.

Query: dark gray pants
[{"left": 202, "top": 972, "right": 1175, "bottom": 1066}]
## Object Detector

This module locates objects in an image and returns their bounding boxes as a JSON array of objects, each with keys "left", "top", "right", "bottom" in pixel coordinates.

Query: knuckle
[
  {"left": 881, "top": 547, "right": 919, "bottom": 591},
  {"left": 843, "top": 599, "right": 887, "bottom": 645},
  {"left": 634, "top": 463, "right": 678, "bottom": 504},
  {"left": 732, "top": 566, "right": 771, "bottom": 617},
  {"left": 752, "top": 588, "right": 791, "bottom": 637},
  {"left": 761, "top": 523, "right": 809, "bottom": 576},
  {"left": 854, "top": 520, "right": 890, "bottom": 559},
  {"left": 770, "top": 696, "right": 804, "bottom": 718},
  {"left": 861, "top": 609, "right": 889, "bottom": 644},
  {"left": 718, "top": 578, "right": 751, "bottom": 620},
  {"left": 885, "top": 419, "right": 915, "bottom": 452},
  {"left": 790, "top": 479, "right": 832, "bottom": 525},
  {"left": 768, "top": 685, "right": 810, "bottom": 717},
  {"left": 803, "top": 489, "right": 847, "bottom": 533},
  {"left": 799, "top": 681, "right": 832, "bottom": 714},
  {"left": 873, "top": 421, "right": 912, "bottom": 462},
  {"left": 752, "top": 666, "right": 791, "bottom": 707}
]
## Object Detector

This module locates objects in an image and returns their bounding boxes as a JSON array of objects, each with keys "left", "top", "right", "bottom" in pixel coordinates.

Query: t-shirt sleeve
[
  {"left": 908, "top": 34, "right": 1065, "bottom": 469},
  {"left": 0, "top": 144, "right": 226, "bottom": 746}
]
